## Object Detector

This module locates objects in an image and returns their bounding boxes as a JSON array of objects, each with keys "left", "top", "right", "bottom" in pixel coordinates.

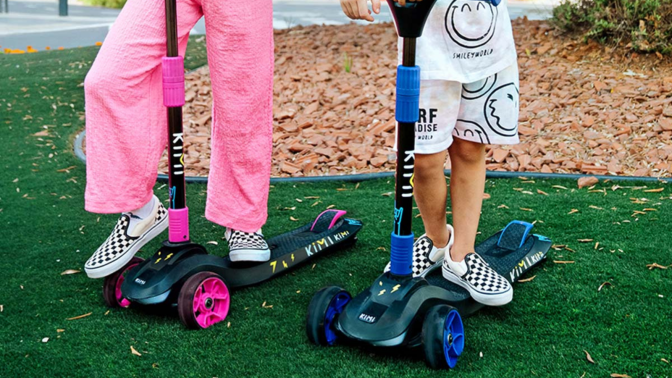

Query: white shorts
[{"left": 400, "top": 62, "right": 520, "bottom": 155}]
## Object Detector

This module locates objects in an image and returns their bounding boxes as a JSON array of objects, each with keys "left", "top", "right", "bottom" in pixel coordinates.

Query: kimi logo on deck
[
  {"left": 445, "top": 0, "right": 497, "bottom": 49},
  {"left": 358, "top": 313, "right": 376, "bottom": 323}
]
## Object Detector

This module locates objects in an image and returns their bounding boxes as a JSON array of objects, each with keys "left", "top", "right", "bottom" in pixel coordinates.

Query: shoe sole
[
  {"left": 442, "top": 265, "right": 513, "bottom": 306},
  {"left": 229, "top": 249, "right": 271, "bottom": 262},
  {"left": 85, "top": 215, "right": 169, "bottom": 279}
]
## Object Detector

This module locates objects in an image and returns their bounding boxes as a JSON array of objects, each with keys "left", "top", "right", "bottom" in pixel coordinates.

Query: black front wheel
[
  {"left": 422, "top": 304, "right": 464, "bottom": 369},
  {"left": 306, "top": 286, "right": 352, "bottom": 346}
]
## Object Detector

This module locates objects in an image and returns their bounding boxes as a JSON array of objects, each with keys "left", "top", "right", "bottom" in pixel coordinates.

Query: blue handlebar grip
[
  {"left": 390, "top": 233, "right": 414, "bottom": 276},
  {"left": 395, "top": 66, "right": 421, "bottom": 123}
]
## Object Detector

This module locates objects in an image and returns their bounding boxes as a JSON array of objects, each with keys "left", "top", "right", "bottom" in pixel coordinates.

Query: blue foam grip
[
  {"left": 395, "top": 66, "right": 421, "bottom": 123},
  {"left": 390, "top": 232, "right": 414, "bottom": 276}
]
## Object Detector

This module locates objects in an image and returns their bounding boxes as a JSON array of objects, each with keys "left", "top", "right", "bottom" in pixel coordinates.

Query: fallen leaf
[
  {"left": 32, "top": 130, "right": 49, "bottom": 137},
  {"left": 66, "top": 312, "right": 92, "bottom": 321},
  {"left": 554, "top": 261, "right": 575, "bottom": 264},
  {"left": 537, "top": 189, "right": 548, "bottom": 196},
  {"left": 326, "top": 205, "right": 335, "bottom": 209},
  {"left": 498, "top": 204, "right": 509, "bottom": 209},
  {"left": 578, "top": 239, "right": 594, "bottom": 243},
  {"left": 644, "top": 188, "right": 664, "bottom": 193},
  {"left": 584, "top": 350, "right": 595, "bottom": 364},
  {"left": 519, "top": 207, "right": 534, "bottom": 212},
  {"left": 552, "top": 185, "right": 568, "bottom": 190},
  {"left": 130, "top": 346, "right": 142, "bottom": 356},
  {"left": 42, "top": 337, "right": 49, "bottom": 343},
  {"left": 662, "top": 358, "right": 669, "bottom": 364},
  {"left": 60, "top": 269, "right": 81, "bottom": 275},
  {"left": 568, "top": 209, "right": 579, "bottom": 214},
  {"left": 56, "top": 166, "right": 77, "bottom": 173},
  {"left": 381, "top": 192, "right": 393, "bottom": 197},
  {"left": 589, "top": 205, "right": 603, "bottom": 210},
  {"left": 104, "top": 310, "right": 110, "bottom": 315},
  {"left": 206, "top": 241, "right": 218, "bottom": 245},
  {"left": 57, "top": 329, "right": 65, "bottom": 333},
  {"left": 518, "top": 275, "right": 536, "bottom": 283},
  {"left": 610, "top": 374, "right": 630, "bottom": 378},
  {"left": 646, "top": 263, "right": 668, "bottom": 270},
  {"left": 598, "top": 281, "right": 612, "bottom": 291},
  {"left": 289, "top": 216, "right": 299, "bottom": 221},
  {"left": 295, "top": 198, "right": 303, "bottom": 203}
]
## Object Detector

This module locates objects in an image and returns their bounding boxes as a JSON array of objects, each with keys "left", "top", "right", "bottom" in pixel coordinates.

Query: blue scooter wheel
[
  {"left": 421, "top": 305, "right": 465, "bottom": 369},
  {"left": 306, "top": 286, "right": 351, "bottom": 346}
]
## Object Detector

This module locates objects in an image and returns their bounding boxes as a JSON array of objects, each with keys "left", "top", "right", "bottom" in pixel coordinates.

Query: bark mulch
[{"left": 89, "top": 19, "right": 672, "bottom": 178}]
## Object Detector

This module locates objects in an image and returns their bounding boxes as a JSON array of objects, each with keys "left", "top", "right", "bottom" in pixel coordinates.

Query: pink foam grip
[
  {"left": 169, "top": 207, "right": 189, "bottom": 242},
  {"left": 162, "top": 56, "right": 185, "bottom": 107}
]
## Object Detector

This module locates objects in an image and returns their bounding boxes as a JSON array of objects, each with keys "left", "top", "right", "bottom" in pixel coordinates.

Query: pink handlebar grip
[
  {"left": 162, "top": 56, "right": 185, "bottom": 107},
  {"left": 168, "top": 207, "right": 189, "bottom": 242}
]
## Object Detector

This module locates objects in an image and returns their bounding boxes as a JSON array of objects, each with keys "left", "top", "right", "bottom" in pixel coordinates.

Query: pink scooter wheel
[
  {"left": 178, "top": 272, "right": 230, "bottom": 329},
  {"left": 102, "top": 257, "right": 144, "bottom": 308}
]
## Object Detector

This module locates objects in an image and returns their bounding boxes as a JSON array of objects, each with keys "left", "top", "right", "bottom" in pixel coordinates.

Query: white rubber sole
[
  {"left": 85, "top": 215, "right": 169, "bottom": 279},
  {"left": 442, "top": 265, "right": 513, "bottom": 306},
  {"left": 229, "top": 249, "right": 271, "bottom": 262}
]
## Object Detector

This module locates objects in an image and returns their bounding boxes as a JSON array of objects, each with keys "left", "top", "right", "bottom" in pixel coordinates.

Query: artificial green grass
[{"left": 1, "top": 39, "right": 671, "bottom": 378}]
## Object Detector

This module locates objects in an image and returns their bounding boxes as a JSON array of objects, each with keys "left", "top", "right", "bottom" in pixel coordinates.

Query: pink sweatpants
[{"left": 84, "top": 0, "right": 273, "bottom": 233}]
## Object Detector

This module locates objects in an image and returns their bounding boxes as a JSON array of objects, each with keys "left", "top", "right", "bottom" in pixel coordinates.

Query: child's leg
[
  {"left": 414, "top": 151, "right": 450, "bottom": 248},
  {"left": 447, "top": 138, "right": 486, "bottom": 262},
  {"left": 201, "top": 0, "right": 273, "bottom": 261},
  {"left": 84, "top": 0, "right": 203, "bottom": 214},
  {"left": 442, "top": 63, "right": 520, "bottom": 306},
  {"left": 83, "top": 0, "right": 203, "bottom": 278}
]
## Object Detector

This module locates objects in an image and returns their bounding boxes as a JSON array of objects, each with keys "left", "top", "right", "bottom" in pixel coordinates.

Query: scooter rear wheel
[
  {"left": 102, "top": 257, "right": 144, "bottom": 308},
  {"left": 422, "top": 304, "right": 464, "bottom": 369},
  {"left": 177, "top": 272, "right": 230, "bottom": 329},
  {"left": 306, "top": 286, "right": 351, "bottom": 346}
]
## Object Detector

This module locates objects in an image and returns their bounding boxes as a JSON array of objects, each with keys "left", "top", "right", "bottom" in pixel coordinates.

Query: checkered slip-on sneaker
[
  {"left": 442, "top": 252, "right": 513, "bottom": 306},
  {"left": 85, "top": 196, "right": 168, "bottom": 279},
  {"left": 225, "top": 228, "right": 270, "bottom": 262},
  {"left": 384, "top": 224, "right": 455, "bottom": 277}
]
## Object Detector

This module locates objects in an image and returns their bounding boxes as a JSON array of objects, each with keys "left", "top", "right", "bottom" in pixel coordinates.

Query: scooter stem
[
  {"left": 387, "top": 0, "right": 438, "bottom": 276},
  {"left": 162, "top": 0, "right": 189, "bottom": 243}
]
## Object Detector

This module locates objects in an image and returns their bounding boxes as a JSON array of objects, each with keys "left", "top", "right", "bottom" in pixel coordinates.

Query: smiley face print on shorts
[
  {"left": 484, "top": 83, "right": 519, "bottom": 137},
  {"left": 444, "top": 0, "right": 498, "bottom": 49}
]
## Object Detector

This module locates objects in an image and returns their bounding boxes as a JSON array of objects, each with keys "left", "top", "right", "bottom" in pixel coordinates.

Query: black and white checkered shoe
[
  {"left": 384, "top": 224, "right": 454, "bottom": 277},
  {"left": 442, "top": 252, "right": 513, "bottom": 306},
  {"left": 85, "top": 196, "right": 168, "bottom": 278},
  {"left": 225, "top": 228, "right": 270, "bottom": 262}
]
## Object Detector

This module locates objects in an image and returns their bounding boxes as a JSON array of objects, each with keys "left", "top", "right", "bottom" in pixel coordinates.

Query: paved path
[{"left": 0, "top": 0, "right": 555, "bottom": 50}]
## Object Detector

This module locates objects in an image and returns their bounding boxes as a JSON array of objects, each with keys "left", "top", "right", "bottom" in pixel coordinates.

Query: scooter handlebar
[{"left": 388, "top": 0, "right": 500, "bottom": 38}]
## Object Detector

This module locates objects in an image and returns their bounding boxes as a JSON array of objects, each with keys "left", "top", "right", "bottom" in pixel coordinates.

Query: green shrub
[
  {"left": 82, "top": 0, "right": 126, "bottom": 9},
  {"left": 552, "top": 0, "right": 672, "bottom": 54}
]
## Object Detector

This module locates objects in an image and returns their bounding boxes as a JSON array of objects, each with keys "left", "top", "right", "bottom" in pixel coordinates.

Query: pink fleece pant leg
[
  {"left": 202, "top": 0, "right": 274, "bottom": 233},
  {"left": 84, "top": 0, "right": 274, "bottom": 233}
]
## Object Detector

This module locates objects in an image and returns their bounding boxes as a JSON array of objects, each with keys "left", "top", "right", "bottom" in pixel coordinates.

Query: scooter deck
[
  {"left": 122, "top": 210, "right": 363, "bottom": 305},
  {"left": 336, "top": 221, "right": 551, "bottom": 347},
  {"left": 423, "top": 221, "right": 552, "bottom": 317}
]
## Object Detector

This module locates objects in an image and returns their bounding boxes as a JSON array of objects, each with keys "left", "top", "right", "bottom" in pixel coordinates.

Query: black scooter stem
[{"left": 162, "top": 0, "right": 189, "bottom": 242}]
